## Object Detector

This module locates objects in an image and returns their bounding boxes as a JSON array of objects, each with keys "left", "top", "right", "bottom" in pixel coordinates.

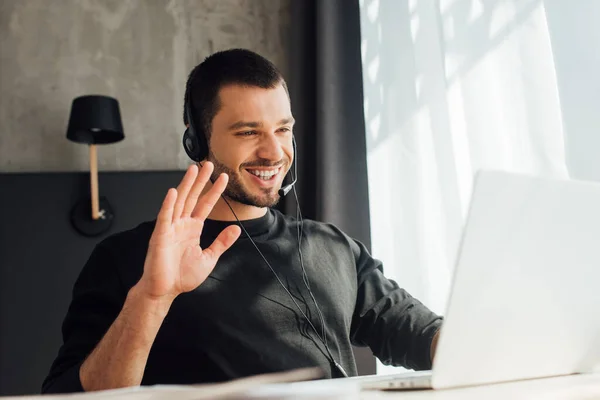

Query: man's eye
[
  {"left": 279, "top": 127, "right": 291, "bottom": 133},
  {"left": 239, "top": 131, "right": 257, "bottom": 136}
]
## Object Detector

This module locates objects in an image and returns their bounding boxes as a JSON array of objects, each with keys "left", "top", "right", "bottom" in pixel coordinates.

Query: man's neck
[{"left": 207, "top": 197, "right": 268, "bottom": 221}]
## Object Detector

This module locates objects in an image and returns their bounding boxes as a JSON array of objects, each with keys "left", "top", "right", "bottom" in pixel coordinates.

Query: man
[{"left": 42, "top": 49, "right": 442, "bottom": 393}]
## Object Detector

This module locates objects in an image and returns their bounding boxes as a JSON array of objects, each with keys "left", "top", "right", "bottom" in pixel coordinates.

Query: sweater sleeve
[
  {"left": 349, "top": 239, "right": 443, "bottom": 371},
  {"left": 41, "top": 239, "right": 127, "bottom": 393}
]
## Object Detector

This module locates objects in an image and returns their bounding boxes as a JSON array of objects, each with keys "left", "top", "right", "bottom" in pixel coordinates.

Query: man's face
[{"left": 207, "top": 83, "right": 294, "bottom": 208}]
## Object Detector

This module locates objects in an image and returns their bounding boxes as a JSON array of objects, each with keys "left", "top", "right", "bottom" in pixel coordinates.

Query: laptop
[{"left": 360, "top": 170, "right": 600, "bottom": 390}]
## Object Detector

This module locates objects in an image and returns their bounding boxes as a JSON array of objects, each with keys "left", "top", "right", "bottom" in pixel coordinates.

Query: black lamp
[{"left": 66, "top": 95, "right": 124, "bottom": 236}]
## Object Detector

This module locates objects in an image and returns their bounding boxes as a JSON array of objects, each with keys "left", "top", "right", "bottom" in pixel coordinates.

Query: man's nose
[{"left": 257, "top": 134, "right": 284, "bottom": 162}]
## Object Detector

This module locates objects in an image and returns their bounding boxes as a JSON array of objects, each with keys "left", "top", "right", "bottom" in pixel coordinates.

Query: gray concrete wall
[{"left": 0, "top": 0, "right": 291, "bottom": 172}]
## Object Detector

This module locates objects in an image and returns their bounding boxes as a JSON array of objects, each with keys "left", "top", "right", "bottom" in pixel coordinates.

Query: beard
[{"left": 207, "top": 150, "right": 287, "bottom": 208}]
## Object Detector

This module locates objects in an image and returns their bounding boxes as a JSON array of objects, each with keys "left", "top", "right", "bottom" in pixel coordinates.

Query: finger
[
  {"left": 181, "top": 161, "right": 214, "bottom": 218},
  {"left": 191, "top": 172, "right": 229, "bottom": 221},
  {"left": 172, "top": 165, "right": 198, "bottom": 222},
  {"left": 155, "top": 188, "right": 177, "bottom": 235},
  {"left": 203, "top": 225, "right": 242, "bottom": 261}
]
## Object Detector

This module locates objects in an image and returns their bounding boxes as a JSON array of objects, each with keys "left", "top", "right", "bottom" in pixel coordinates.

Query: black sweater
[{"left": 42, "top": 208, "right": 442, "bottom": 393}]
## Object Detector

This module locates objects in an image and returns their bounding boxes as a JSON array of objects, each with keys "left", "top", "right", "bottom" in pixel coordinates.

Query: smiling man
[
  {"left": 203, "top": 83, "right": 294, "bottom": 214},
  {"left": 42, "top": 49, "right": 442, "bottom": 393}
]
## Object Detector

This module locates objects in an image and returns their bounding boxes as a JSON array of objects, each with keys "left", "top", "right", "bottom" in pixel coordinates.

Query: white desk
[
  {"left": 357, "top": 373, "right": 600, "bottom": 400},
  {"left": 3, "top": 373, "right": 599, "bottom": 399}
]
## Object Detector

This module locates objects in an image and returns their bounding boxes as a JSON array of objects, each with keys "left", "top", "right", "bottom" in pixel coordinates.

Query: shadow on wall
[{"left": 360, "top": 0, "right": 541, "bottom": 154}]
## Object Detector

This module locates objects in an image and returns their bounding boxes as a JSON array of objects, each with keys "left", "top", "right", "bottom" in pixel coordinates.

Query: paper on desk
[
  {"left": 1, "top": 367, "right": 358, "bottom": 400},
  {"left": 224, "top": 379, "right": 360, "bottom": 400}
]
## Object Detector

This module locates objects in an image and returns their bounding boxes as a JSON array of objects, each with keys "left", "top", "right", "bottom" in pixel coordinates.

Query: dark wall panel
[{"left": 0, "top": 171, "right": 182, "bottom": 395}]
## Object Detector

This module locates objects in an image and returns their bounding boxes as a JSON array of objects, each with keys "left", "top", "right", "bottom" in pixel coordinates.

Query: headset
[{"left": 183, "top": 88, "right": 348, "bottom": 378}]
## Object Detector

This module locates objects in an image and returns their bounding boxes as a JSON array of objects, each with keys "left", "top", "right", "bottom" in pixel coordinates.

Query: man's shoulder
[
  {"left": 96, "top": 219, "right": 156, "bottom": 256},
  {"left": 272, "top": 209, "right": 350, "bottom": 240}
]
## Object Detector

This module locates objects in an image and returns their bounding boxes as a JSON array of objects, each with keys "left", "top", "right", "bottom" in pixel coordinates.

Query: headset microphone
[
  {"left": 278, "top": 135, "right": 298, "bottom": 198},
  {"left": 278, "top": 179, "right": 296, "bottom": 197}
]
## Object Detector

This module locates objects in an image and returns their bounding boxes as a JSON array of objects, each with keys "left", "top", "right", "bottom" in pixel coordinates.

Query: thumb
[{"left": 203, "top": 225, "right": 242, "bottom": 261}]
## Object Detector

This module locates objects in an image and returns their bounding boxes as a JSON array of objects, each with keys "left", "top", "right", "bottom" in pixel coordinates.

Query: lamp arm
[{"left": 89, "top": 144, "right": 100, "bottom": 220}]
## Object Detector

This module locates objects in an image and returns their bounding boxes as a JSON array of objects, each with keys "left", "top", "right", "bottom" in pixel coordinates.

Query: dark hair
[{"left": 183, "top": 48, "right": 288, "bottom": 141}]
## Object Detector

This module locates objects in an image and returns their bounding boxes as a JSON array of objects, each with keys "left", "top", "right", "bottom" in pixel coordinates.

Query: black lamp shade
[{"left": 66, "top": 95, "right": 124, "bottom": 144}]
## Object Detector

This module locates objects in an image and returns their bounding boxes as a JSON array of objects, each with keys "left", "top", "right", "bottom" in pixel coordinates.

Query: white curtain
[{"left": 359, "top": 0, "right": 600, "bottom": 375}]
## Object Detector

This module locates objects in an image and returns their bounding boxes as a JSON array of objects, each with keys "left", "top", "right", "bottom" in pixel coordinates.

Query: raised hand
[{"left": 137, "top": 162, "right": 241, "bottom": 301}]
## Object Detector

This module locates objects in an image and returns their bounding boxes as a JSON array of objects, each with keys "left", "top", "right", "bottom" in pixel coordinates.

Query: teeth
[{"left": 248, "top": 168, "right": 279, "bottom": 178}]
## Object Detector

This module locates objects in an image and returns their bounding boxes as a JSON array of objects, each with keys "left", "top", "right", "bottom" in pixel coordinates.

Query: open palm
[{"left": 139, "top": 162, "right": 241, "bottom": 300}]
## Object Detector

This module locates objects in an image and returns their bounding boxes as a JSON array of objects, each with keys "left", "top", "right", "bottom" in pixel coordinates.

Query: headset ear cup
[{"left": 183, "top": 128, "right": 200, "bottom": 162}]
